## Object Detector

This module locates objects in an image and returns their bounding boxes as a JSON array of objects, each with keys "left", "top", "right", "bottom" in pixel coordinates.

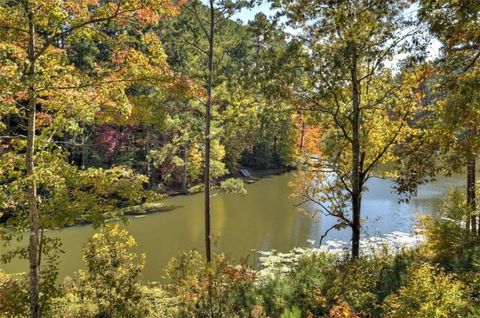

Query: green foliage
[
  {"left": 420, "top": 189, "right": 479, "bottom": 270},
  {"left": 3, "top": 229, "right": 480, "bottom": 318},
  {"left": 280, "top": 306, "right": 302, "bottom": 318},
  {"left": 219, "top": 178, "right": 247, "bottom": 195},
  {"left": 382, "top": 263, "right": 473, "bottom": 318},
  {"left": 78, "top": 224, "right": 146, "bottom": 318},
  {"left": 285, "top": 254, "right": 332, "bottom": 315},
  {"left": 165, "top": 251, "right": 258, "bottom": 318},
  {"left": 0, "top": 149, "right": 153, "bottom": 229},
  {"left": 256, "top": 251, "right": 415, "bottom": 318},
  {"left": 139, "top": 285, "right": 179, "bottom": 318},
  {"left": 257, "top": 274, "right": 294, "bottom": 317},
  {"left": 48, "top": 281, "right": 98, "bottom": 318},
  {"left": 0, "top": 271, "right": 28, "bottom": 318},
  {"left": 46, "top": 229, "right": 177, "bottom": 318}
]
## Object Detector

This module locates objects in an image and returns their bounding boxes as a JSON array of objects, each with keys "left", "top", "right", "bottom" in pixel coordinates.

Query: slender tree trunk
[
  {"left": 182, "top": 143, "right": 189, "bottom": 194},
  {"left": 467, "top": 157, "right": 476, "bottom": 234},
  {"left": 26, "top": 6, "right": 40, "bottom": 317},
  {"left": 81, "top": 128, "right": 87, "bottom": 169},
  {"left": 351, "top": 52, "right": 362, "bottom": 260},
  {"left": 146, "top": 127, "right": 152, "bottom": 188},
  {"left": 204, "top": 0, "right": 215, "bottom": 263},
  {"left": 299, "top": 121, "right": 305, "bottom": 151}
]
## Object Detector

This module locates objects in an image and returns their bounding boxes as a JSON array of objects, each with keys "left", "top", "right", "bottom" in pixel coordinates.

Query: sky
[
  {"left": 201, "top": 0, "right": 443, "bottom": 66},
  {"left": 231, "top": 2, "right": 274, "bottom": 23}
]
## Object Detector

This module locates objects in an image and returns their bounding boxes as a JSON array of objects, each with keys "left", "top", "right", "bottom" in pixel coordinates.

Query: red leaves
[
  {"left": 112, "top": 49, "right": 130, "bottom": 65},
  {"left": 35, "top": 112, "right": 52, "bottom": 128},
  {"left": 135, "top": 8, "right": 161, "bottom": 27},
  {"left": 94, "top": 124, "right": 119, "bottom": 159}
]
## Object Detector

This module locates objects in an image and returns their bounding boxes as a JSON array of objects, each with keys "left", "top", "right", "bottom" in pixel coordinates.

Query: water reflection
[{"left": 0, "top": 172, "right": 464, "bottom": 281}]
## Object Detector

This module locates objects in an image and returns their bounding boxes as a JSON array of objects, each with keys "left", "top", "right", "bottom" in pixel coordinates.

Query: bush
[
  {"left": 256, "top": 251, "right": 415, "bottom": 318},
  {"left": 420, "top": 189, "right": 478, "bottom": 270},
  {"left": 48, "top": 290, "right": 98, "bottom": 318},
  {"left": 280, "top": 306, "right": 302, "bottom": 318},
  {"left": 78, "top": 224, "right": 147, "bottom": 318},
  {"left": 257, "top": 273, "right": 296, "bottom": 317},
  {"left": 0, "top": 271, "right": 28, "bottom": 318},
  {"left": 382, "top": 263, "right": 473, "bottom": 318},
  {"left": 139, "top": 284, "right": 178, "bottom": 318},
  {"left": 165, "top": 251, "right": 258, "bottom": 318},
  {"left": 325, "top": 258, "right": 381, "bottom": 316}
]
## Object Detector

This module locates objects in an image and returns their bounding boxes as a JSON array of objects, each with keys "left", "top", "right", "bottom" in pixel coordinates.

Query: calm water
[{"left": 0, "top": 173, "right": 464, "bottom": 280}]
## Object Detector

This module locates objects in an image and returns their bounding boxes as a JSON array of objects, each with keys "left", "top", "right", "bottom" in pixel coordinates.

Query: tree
[
  {"left": 419, "top": 0, "right": 480, "bottom": 74},
  {"left": 0, "top": 0, "right": 182, "bottom": 316},
  {"left": 418, "top": 0, "right": 480, "bottom": 234},
  {"left": 169, "top": 0, "right": 256, "bottom": 262},
  {"left": 79, "top": 224, "right": 146, "bottom": 317},
  {"left": 272, "top": 0, "right": 425, "bottom": 258},
  {"left": 435, "top": 70, "right": 480, "bottom": 233}
]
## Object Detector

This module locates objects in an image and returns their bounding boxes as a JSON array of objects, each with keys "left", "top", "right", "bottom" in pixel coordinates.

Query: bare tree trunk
[
  {"left": 204, "top": 0, "right": 215, "bottom": 263},
  {"left": 351, "top": 52, "right": 362, "bottom": 260},
  {"left": 182, "top": 143, "right": 189, "bottom": 194},
  {"left": 81, "top": 128, "right": 87, "bottom": 169},
  {"left": 467, "top": 157, "right": 476, "bottom": 234},
  {"left": 299, "top": 121, "right": 305, "bottom": 151},
  {"left": 146, "top": 127, "right": 152, "bottom": 188},
  {"left": 26, "top": 5, "right": 40, "bottom": 317}
]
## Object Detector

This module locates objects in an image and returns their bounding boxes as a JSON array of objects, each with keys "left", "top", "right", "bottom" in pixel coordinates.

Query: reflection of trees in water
[
  {"left": 216, "top": 173, "right": 317, "bottom": 254},
  {"left": 2, "top": 173, "right": 458, "bottom": 280},
  {"left": 411, "top": 197, "right": 444, "bottom": 217},
  {"left": 302, "top": 176, "right": 452, "bottom": 243}
]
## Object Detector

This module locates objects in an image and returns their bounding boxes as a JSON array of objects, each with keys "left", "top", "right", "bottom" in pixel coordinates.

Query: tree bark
[
  {"left": 467, "top": 157, "right": 476, "bottom": 234},
  {"left": 26, "top": 5, "right": 41, "bottom": 317},
  {"left": 299, "top": 121, "right": 305, "bottom": 151},
  {"left": 182, "top": 143, "right": 189, "bottom": 194},
  {"left": 351, "top": 50, "right": 362, "bottom": 260},
  {"left": 146, "top": 127, "right": 152, "bottom": 188},
  {"left": 204, "top": 0, "right": 215, "bottom": 263}
]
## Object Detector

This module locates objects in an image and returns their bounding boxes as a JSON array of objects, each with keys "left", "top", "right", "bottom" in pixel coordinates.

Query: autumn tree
[
  {"left": 79, "top": 224, "right": 146, "bottom": 317},
  {"left": 273, "top": 0, "right": 426, "bottom": 258},
  {"left": 418, "top": 0, "right": 480, "bottom": 233},
  {"left": 0, "top": 0, "right": 183, "bottom": 316},
  {"left": 236, "top": 13, "right": 306, "bottom": 169}
]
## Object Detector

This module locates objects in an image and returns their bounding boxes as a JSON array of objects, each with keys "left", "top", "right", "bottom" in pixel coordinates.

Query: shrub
[
  {"left": 287, "top": 253, "right": 333, "bottom": 316},
  {"left": 256, "top": 251, "right": 413, "bottom": 317},
  {"left": 280, "top": 306, "right": 302, "bottom": 318},
  {"left": 257, "top": 273, "right": 296, "bottom": 317},
  {"left": 165, "top": 251, "right": 258, "bottom": 318},
  {"left": 0, "top": 271, "right": 28, "bottom": 318},
  {"left": 321, "top": 253, "right": 412, "bottom": 317},
  {"left": 78, "top": 224, "right": 147, "bottom": 318},
  {"left": 420, "top": 189, "right": 478, "bottom": 270},
  {"left": 325, "top": 259, "right": 380, "bottom": 316},
  {"left": 382, "top": 263, "right": 473, "bottom": 318},
  {"left": 328, "top": 299, "right": 360, "bottom": 318},
  {"left": 48, "top": 290, "right": 97, "bottom": 318}
]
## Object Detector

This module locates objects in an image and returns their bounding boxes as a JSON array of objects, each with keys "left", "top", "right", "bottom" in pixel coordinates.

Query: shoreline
[
  {"left": 124, "top": 166, "right": 296, "bottom": 216},
  {"left": 0, "top": 166, "right": 296, "bottom": 228}
]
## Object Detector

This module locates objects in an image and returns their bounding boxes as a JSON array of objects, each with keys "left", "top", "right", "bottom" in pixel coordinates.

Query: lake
[{"left": 0, "top": 172, "right": 464, "bottom": 281}]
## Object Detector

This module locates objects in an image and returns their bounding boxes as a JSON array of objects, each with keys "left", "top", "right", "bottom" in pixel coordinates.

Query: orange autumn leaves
[{"left": 63, "top": 0, "right": 187, "bottom": 25}]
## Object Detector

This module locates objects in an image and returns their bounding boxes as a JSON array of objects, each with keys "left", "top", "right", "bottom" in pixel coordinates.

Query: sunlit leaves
[{"left": 0, "top": 0, "right": 184, "bottom": 247}]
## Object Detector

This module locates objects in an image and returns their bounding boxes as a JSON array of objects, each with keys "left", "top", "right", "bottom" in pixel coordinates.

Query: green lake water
[{"left": 0, "top": 172, "right": 465, "bottom": 281}]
